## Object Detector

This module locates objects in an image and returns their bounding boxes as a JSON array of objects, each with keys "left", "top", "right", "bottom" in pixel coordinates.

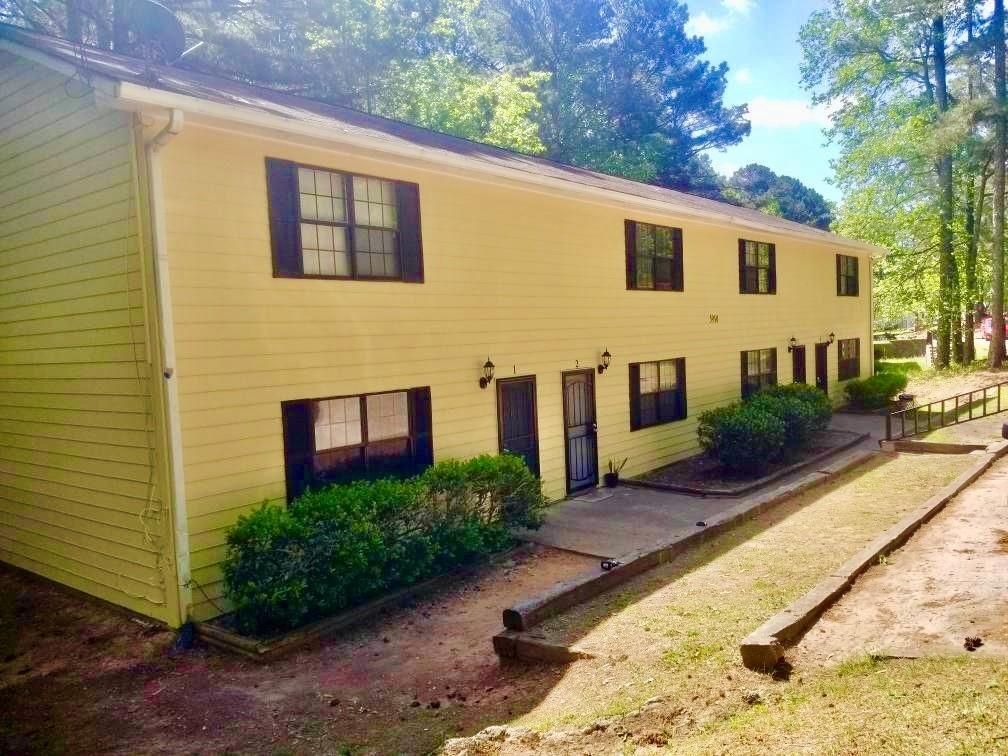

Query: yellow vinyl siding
[
  {"left": 156, "top": 124, "right": 871, "bottom": 619},
  {"left": 0, "top": 53, "right": 175, "bottom": 623}
]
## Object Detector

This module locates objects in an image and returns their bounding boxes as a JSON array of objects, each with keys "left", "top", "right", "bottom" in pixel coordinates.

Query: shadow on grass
[{"left": 533, "top": 454, "right": 894, "bottom": 654}]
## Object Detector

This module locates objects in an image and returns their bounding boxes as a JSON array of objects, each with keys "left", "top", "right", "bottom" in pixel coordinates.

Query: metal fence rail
[{"left": 886, "top": 380, "right": 1008, "bottom": 441}]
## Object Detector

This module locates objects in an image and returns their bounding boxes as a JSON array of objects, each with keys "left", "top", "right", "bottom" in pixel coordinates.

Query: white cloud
[
  {"left": 746, "top": 97, "right": 833, "bottom": 128},
  {"left": 734, "top": 68, "right": 752, "bottom": 84},
  {"left": 722, "top": 0, "right": 755, "bottom": 14},
  {"left": 686, "top": 12, "right": 730, "bottom": 36},
  {"left": 687, "top": 0, "right": 755, "bottom": 37}
]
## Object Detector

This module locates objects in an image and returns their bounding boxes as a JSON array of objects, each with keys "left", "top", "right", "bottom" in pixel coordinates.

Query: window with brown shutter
[
  {"left": 836, "top": 254, "right": 858, "bottom": 296},
  {"left": 266, "top": 158, "right": 423, "bottom": 282},
  {"left": 625, "top": 220, "right": 684, "bottom": 291},
  {"left": 741, "top": 348, "right": 777, "bottom": 398},
  {"left": 629, "top": 358, "right": 687, "bottom": 429},
  {"left": 281, "top": 387, "right": 433, "bottom": 501},
  {"left": 838, "top": 338, "right": 860, "bottom": 380},
  {"left": 739, "top": 239, "right": 776, "bottom": 294}
]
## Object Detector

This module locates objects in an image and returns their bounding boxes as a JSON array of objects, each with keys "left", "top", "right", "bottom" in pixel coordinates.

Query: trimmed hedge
[
  {"left": 223, "top": 454, "right": 546, "bottom": 635},
  {"left": 697, "top": 383, "right": 834, "bottom": 475},
  {"left": 844, "top": 372, "right": 909, "bottom": 410}
]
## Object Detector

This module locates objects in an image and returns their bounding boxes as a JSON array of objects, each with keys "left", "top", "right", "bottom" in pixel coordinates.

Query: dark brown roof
[{"left": 1, "top": 23, "right": 867, "bottom": 248}]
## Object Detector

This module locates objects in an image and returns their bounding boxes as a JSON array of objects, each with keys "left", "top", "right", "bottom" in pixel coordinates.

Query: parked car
[{"left": 980, "top": 315, "right": 1008, "bottom": 341}]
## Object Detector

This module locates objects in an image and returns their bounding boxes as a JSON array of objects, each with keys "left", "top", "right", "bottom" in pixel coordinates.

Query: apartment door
[
  {"left": 792, "top": 345, "right": 807, "bottom": 384},
  {"left": 497, "top": 376, "right": 540, "bottom": 476},
  {"left": 815, "top": 343, "right": 829, "bottom": 394},
  {"left": 562, "top": 369, "right": 598, "bottom": 493}
]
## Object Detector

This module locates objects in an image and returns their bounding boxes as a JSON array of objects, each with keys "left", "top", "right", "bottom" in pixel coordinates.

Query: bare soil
[
  {"left": 632, "top": 430, "right": 856, "bottom": 492},
  {"left": 0, "top": 545, "right": 594, "bottom": 755},
  {"left": 794, "top": 457, "right": 1008, "bottom": 664}
]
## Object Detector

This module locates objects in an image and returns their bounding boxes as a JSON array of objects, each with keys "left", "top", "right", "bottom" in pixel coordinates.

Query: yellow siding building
[{"left": 0, "top": 27, "right": 881, "bottom": 626}]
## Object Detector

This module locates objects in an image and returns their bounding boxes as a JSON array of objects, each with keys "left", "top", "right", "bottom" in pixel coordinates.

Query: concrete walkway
[{"left": 522, "top": 413, "right": 884, "bottom": 558}]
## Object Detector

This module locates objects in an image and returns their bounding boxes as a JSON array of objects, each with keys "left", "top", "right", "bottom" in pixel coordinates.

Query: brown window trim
[
  {"left": 741, "top": 347, "right": 778, "bottom": 399},
  {"left": 838, "top": 338, "right": 861, "bottom": 380},
  {"left": 836, "top": 254, "right": 859, "bottom": 296},
  {"left": 738, "top": 238, "right": 777, "bottom": 295},
  {"left": 266, "top": 157, "right": 424, "bottom": 283},
  {"left": 625, "top": 220, "right": 685, "bottom": 291},
  {"left": 629, "top": 358, "right": 687, "bottom": 430},
  {"left": 281, "top": 386, "right": 433, "bottom": 501}
]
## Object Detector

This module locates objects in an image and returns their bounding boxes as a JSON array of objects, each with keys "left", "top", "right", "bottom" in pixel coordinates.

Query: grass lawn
[{"left": 448, "top": 451, "right": 1008, "bottom": 754}]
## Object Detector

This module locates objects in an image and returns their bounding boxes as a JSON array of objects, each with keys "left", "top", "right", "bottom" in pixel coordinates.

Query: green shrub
[
  {"left": 696, "top": 403, "right": 741, "bottom": 457},
  {"left": 222, "top": 454, "right": 546, "bottom": 635},
  {"left": 712, "top": 404, "right": 786, "bottom": 475},
  {"left": 760, "top": 383, "right": 832, "bottom": 430},
  {"left": 844, "top": 372, "right": 908, "bottom": 410},
  {"left": 748, "top": 393, "right": 819, "bottom": 454}
]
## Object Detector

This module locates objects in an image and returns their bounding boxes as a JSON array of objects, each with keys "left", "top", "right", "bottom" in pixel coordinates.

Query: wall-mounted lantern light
[
  {"left": 787, "top": 336, "right": 798, "bottom": 353},
  {"left": 479, "top": 357, "right": 495, "bottom": 389},
  {"left": 828, "top": 332, "right": 836, "bottom": 345},
  {"left": 597, "top": 349, "right": 612, "bottom": 375}
]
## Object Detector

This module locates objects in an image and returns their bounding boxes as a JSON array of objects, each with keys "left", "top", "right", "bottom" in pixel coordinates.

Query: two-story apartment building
[{"left": 0, "top": 26, "right": 881, "bottom": 627}]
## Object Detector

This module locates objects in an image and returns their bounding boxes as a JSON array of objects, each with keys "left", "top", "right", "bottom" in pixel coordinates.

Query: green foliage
[
  {"left": 377, "top": 54, "right": 549, "bottom": 153},
  {"left": 747, "top": 393, "right": 820, "bottom": 453},
  {"left": 697, "top": 384, "right": 833, "bottom": 475},
  {"left": 704, "top": 404, "right": 787, "bottom": 475},
  {"left": 759, "top": 383, "right": 833, "bottom": 431},
  {"left": 843, "top": 373, "right": 909, "bottom": 410},
  {"left": 223, "top": 454, "right": 546, "bottom": 635},
  {"left": 4, "top": 0, "right": 752, "bottom": 195},
  {"left": 725, "top": 163, "right": 833, "bottom": 230}
]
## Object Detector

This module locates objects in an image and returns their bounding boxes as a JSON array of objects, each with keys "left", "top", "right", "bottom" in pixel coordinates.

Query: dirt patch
[
  {"left": 794, "top": 457, "right": 1008, "bottom": 664},
  {"left": 631, "top": 430, "right": 856, "bottom": 493},
  {"left": 907, "top": 366, "right": 1008, "bottom": 404},
  {"left": 0, "top": 544, "right": 594, "bottom": 755}
]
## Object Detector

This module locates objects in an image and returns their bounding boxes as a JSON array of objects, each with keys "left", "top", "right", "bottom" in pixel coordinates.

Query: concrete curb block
[
  {"left": 499, "top": 448, "right": 879, "bottom": 637},
  {"left": 739, "top": 442, "right": 1008, "bottom": 672},
  {"left": 622, "top": 431, "right": 869, "bottom": 498},
  {"left": 879, "top": 439, "right": 989, "bottom": 454},
  {"left": 492, "top": 630, "right": 593, "bottom": 663}
]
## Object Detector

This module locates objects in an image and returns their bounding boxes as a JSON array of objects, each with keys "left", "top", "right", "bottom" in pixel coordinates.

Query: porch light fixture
[
  {"left": 597, "top": 349, "right": 612, "bottom": 375},
  {"left": 479, "top": 357, "right": 495, "bottom": 389},
  {"left": 787, "top": 336, "right": 798, "bottom": 353},
  {"left": 828, "top": 332, "right": 836, "bottom": 345}
]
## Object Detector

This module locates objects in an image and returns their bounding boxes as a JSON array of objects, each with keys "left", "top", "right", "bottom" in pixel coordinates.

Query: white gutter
[
  {"left": 112, "top": 82, "right": 886, "bottom": 257},
  {"left": 143, "top": 108, "right": 192, "bottom": 619}
]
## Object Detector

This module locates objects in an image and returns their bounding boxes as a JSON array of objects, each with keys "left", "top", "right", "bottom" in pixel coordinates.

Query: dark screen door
[
  {"left": 815, "top": 343, "right": 829, "bottom": 394},
  {"left": 497, "top": 377, "right": 540, "bottom": 475},
  {"left": 792, "top": 345, "right": 807, "bottom": 384},
  {"left": 563, "top": 370, "right": 598, "bottom": 493}
]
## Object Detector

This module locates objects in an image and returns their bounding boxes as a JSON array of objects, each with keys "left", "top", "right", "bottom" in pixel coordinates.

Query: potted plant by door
[{"left": 604, "top": 458, "right": 628, "bottom": 487}]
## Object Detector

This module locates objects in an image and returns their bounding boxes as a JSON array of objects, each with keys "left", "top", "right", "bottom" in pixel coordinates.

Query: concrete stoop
[{"left": 739, "top": 439, "right": 1008, "bottom": 671}]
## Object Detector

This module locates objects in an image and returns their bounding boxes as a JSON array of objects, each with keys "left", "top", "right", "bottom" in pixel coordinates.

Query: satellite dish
[{"left": 122, "top": 0, "right": 186, "bottom": 64}]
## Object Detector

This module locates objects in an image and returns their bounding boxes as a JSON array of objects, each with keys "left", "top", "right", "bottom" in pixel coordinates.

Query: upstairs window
[
  {"left": 625, "top": 221, "right": 684, "bottom": 291},
  {"left": 741, "top": 348, "right": 777, "bottom": 398},
  {"left": 739, "top": 239, "right": 776, "bottom": 294},
  {"left": 629, "top": 358, "right": 687, "bottom": 429},
  {"left": 266, "top": 158, "right": 424, "bottom": 282},
  {"left": 838, "top": 338, "right": 861, "bottom": 380},
  {"left": 281, "top": 387, "right": 433, "bottom": 501},
  {"left": 836, "top": 254, "right": 859, "bottom": 296}
]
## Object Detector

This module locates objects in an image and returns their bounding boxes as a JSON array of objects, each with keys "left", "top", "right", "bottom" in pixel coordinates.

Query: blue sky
[{"left": 687, "top": 0, "right": 840, "bottom": 200}]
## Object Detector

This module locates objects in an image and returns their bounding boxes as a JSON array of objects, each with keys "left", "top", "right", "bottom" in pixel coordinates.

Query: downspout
[{"left": 144, "top": 108, "right": 193, "bottom": 619}]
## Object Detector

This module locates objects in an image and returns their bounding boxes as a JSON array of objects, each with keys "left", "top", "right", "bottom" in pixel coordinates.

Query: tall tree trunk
[
  {"left": 992, "top": 0, "right": 1007, "bottom": 368},
  {"left": 112, "top": 0, "right": 130, "bottom": 53},
  {"left": 932, "top": 15, "right": 958, "bottom": 368},
  {"left": 964, "top": 0, "right": 979, "bottom": 365},
  {"left": 66, "top": 0, "right": 83, "bottom": 43},
  {"left": 964, "top": 167, "right": 989, "bottom": 364}
]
